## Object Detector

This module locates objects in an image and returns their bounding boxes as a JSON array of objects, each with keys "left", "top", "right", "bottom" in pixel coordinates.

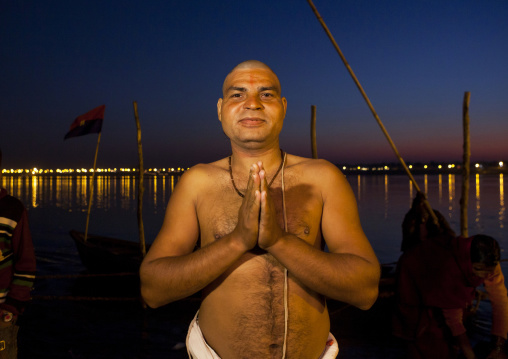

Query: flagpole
[{"left": 84, "top": 132, "right": 101, "bottom": 242}]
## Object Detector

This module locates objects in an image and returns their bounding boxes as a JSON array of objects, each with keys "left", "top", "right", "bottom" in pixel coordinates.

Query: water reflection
[
  {"left": 348, "top": 173, "right": 506, "bottom": 262},
  {"left": 438, "top": 174, "right": 443, "bottom": 204},
  {"left": 384, "top": 174, "right": 389, "bottom": 220},
  {"left": 476, "top": 174, "right": 481, "bottom": 226},
  {"left": 2, "top": 173, "right": 506, "bottom": 263},
  {"left": 1, "top": 174, "right": 181, "bottom": 214},
  {"left": 500, "top": 174, "right": 505, "bottom": 228},
  {"left": 357, "top": 174, "right": 361, "bottom": 201},
  {"left": 153, "top": 176, "right": 158, "bottom": 209},
  {"left": 448, "top": 174, "right": 455, "bottom": 220},
  {"left": 31, "top": 176, "right": 38, "bottom": 208},
  {"left": 408, "top": 178, "right": 413, "bottom": 207}
]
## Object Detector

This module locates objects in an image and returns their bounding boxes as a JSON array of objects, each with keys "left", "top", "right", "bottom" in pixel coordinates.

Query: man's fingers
[
  {"left": 240, "top": 164, "right": 261, "bottom": 225},
  {"left": 259, "top": 169, "right": 266, "bottom": 186},
  {"left": 245, "top": 164, "right": 260, "bottom": 198},
  {"left": 234, "top": 164, "right": 262, "bottom": 251},
  {"left": 244, "top": 168, "right": 260, "bottom": 210},
  {"left": 260, "top": 189, "right": 267, "bottom": 216}
]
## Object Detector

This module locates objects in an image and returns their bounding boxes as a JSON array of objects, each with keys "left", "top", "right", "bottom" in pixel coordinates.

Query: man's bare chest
[{"left": 196, "top": 182, "right": 323, "bottom": 247}]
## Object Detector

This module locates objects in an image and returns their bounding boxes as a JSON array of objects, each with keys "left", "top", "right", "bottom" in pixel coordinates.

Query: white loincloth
[{"left": 186, "top": 312, "right": 339, "bottom": 359}]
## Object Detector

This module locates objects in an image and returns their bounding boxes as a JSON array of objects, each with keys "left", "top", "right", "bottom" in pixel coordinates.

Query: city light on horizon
[{"left": 2, "top": 161, "right": 507, "bottom": 177}]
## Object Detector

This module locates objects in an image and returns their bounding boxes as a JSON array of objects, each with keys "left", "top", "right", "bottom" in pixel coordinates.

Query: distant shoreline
[
  {"left": 2, "top": 163, "right": 507, "bottom": 177},
  {"left": 339, "top": 162, "right": 508, "bottom": 176}
]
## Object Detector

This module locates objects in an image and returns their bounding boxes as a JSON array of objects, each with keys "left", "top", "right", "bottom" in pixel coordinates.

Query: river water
[{"left": 2, "top": 172, "right": 506, "bottom": 358}]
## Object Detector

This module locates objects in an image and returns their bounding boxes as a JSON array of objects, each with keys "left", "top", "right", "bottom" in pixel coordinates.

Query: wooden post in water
[
  {"left": 133, "top": 102, "right": 146, "bottom": 257},
  {"left": 84, "top": 132, "right": 101, "bottom": 242},
  {"left": 460, "top": 92, "right": 471, "bottom": 238},
  {"left": 311, "top": 105, "right": 318, "bottom": 159},
  {"left": 306, "top": 0, "right": 439, "bottom": 224}
]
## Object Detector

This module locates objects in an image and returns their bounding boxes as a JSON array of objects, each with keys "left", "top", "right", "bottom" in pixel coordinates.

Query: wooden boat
[{"left": 70, "top": 230, "right": 144, "bottom": 273}]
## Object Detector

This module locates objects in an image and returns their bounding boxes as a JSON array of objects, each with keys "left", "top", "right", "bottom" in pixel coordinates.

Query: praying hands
[{"left": 233, "top": 162, "right": 286, "bottom": 252}]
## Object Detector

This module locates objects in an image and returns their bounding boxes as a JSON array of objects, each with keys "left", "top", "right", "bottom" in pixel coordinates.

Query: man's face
[
  {"left": 217, "top": 67, "right": 287, "bottom": 148},
  {"left": 472, "top": 262, "right": 498, "bottom": 279}
]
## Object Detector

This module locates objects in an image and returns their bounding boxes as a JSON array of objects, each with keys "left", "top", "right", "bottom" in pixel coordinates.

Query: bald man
[{"left": 140, "top": 60, "right": 380, "bottom": 359}]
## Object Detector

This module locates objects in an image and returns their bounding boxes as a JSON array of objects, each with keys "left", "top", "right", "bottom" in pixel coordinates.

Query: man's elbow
[
  {"left": 355, "top": 266, "right": 381, "bottom": 310},
  {"left": 140, "top": 285, "right": 164, "bottom": 309},
  {"left": 356, "top": 285, "right": 379, "bottom": 310},
  {"left": 139, "top": 267, "right": 173, "bottom": 308},
  {"left": 140, "top": 280, "right": 183, "bottom": 308}
]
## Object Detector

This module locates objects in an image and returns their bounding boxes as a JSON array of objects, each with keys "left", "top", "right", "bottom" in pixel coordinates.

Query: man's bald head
[{"left": 222, "top": 60, "right": 281, "bottom": 96}]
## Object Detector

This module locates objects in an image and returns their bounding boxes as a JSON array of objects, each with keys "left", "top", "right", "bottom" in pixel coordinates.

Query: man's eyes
[{"left": 228, "top": 92, "right": 275, "bottom": 99}]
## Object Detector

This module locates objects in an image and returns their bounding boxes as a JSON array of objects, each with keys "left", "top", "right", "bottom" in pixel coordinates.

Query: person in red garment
[
  {"left": 0, "top": 149, "right": 37, "bottom": 358},
  {"left": 393, "top": 193, "right": 508, "bottom": 359}
]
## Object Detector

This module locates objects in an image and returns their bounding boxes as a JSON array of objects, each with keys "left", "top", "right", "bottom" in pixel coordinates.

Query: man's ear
[{"left": 217, "top": 98, "right": 223, "bottom": 122}]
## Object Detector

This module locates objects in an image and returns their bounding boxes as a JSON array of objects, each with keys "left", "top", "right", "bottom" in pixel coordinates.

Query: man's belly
[{"left": 198, "top": 255, "right": 330, "bottom": 359}]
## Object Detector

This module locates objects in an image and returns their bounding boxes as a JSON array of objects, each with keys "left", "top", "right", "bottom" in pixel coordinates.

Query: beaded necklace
[{"left": 228, "top": 150, "right": 285, "bottom": 198}]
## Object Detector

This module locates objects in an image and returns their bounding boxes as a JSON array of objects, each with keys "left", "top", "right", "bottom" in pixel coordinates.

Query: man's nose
[{"left": 244, "top": 95, "right": 263, "bottom": 110}]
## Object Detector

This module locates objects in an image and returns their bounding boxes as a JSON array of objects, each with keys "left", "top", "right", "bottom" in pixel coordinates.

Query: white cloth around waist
[{"left": 186, "top": 311, "right": 339, "bottom": 359}]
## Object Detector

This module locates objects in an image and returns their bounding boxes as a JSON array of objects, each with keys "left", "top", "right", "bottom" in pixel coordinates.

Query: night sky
[{"left": 1, "top": 0, "right": 507, "bottom": 169}]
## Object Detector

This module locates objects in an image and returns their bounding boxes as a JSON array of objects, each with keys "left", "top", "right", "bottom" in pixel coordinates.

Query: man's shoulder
[
  {"left": 286, "top": 155, "right": 343, "bottom": 180},
  {"left": 183, "top": 158, "right": 228, "bottom": 177},
  {"left": 286, "top": 154, "right": 336, "bottom": 170},
  {"left": 176, "top": 159, "right": 228, "bottom": 188}
]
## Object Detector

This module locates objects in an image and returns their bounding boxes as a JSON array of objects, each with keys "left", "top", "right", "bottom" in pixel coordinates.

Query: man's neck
[{"left": 229, "top": 145, "right": 283, "bottom": 174}]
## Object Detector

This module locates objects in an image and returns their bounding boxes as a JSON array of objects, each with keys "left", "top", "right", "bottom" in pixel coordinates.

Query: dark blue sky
[{"left": 1, "top": 1, "right": 507, "bottom": 169}]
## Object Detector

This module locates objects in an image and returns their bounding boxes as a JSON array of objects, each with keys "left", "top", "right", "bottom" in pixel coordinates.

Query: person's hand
[
  {"left": 258, "top": 162, "right": 285, "bottom": 250},
  {"left": 455, "top": 333, "right": 477, "bottom": 359},
  {"left": 487, "top": 337, "right": 507, "bottom": 359},
  {"left": 0, "top": 309, "right": 15, "bottom": 328},
  {"left": 232, "top": 164, "right": 261, "bottom": 252},
  {"left": 486, "top": 349, "right": 507, "bottom": 359}
]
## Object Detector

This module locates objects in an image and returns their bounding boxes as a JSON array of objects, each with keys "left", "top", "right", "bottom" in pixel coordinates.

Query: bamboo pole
[
  {"left": 306, "top": 0, "right": 439, "bottom": 225},
  {"left": 84, "top": 132, "right": 101, "bottom": 242},
  {"left": 311, "top": 105, "right": 318, "bottom": 159},
  {"left": 460, "top": 92, "right": 471, "bottom": 238},
  {"left": 133, "top": 102, "right": 146, "bottom": 257}
]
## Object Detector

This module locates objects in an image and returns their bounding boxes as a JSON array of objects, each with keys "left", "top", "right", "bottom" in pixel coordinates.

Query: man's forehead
[{"left": 223, "top": 67, "right": 281, "bottom": 94}]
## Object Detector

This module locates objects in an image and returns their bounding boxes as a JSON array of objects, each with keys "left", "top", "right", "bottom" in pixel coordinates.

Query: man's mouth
[{"left": 239, "top": 117, "right": 265, "bottom": 126}]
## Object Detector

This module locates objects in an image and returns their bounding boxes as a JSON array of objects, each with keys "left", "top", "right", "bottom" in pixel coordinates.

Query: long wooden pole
[
  {"left": 306, "top": 0, "right": 438, "bottom": 224},
  {"left": 311, "top": 105, "right": 318, "bottom": 159},
  {"left": 133, "top": 102, "right": 146, "bottom": 257},
  {"left": 84, "top": 132, "right": 101, "bottom": 242},
  {"left": 460, "top": 92, "right": 471, "bottom": 238}
]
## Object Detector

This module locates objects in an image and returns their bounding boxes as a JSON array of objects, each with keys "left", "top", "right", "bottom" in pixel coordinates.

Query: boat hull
[{"left": 70, "top": 230, "right": 143, "bottom": 273}]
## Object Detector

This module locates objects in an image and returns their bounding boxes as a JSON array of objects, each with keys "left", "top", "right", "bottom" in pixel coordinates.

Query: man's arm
[
  {"left": 442, "top": 308, "right": 476, "bottom": 359},
  {"left": 140, "top": 164, "right": 261, "bottom": 308},
  {"left": 485, "top": 265, "right": 508, "bottom": 358},
  {"left": 258, "top": 160, "right": 380, "bottom": 310},
  {"left": 1, "top": 200, "right": 36, "bottom": 317},
  {"left": 455, "top": 332, "right": 477, "bottom": 359}
]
